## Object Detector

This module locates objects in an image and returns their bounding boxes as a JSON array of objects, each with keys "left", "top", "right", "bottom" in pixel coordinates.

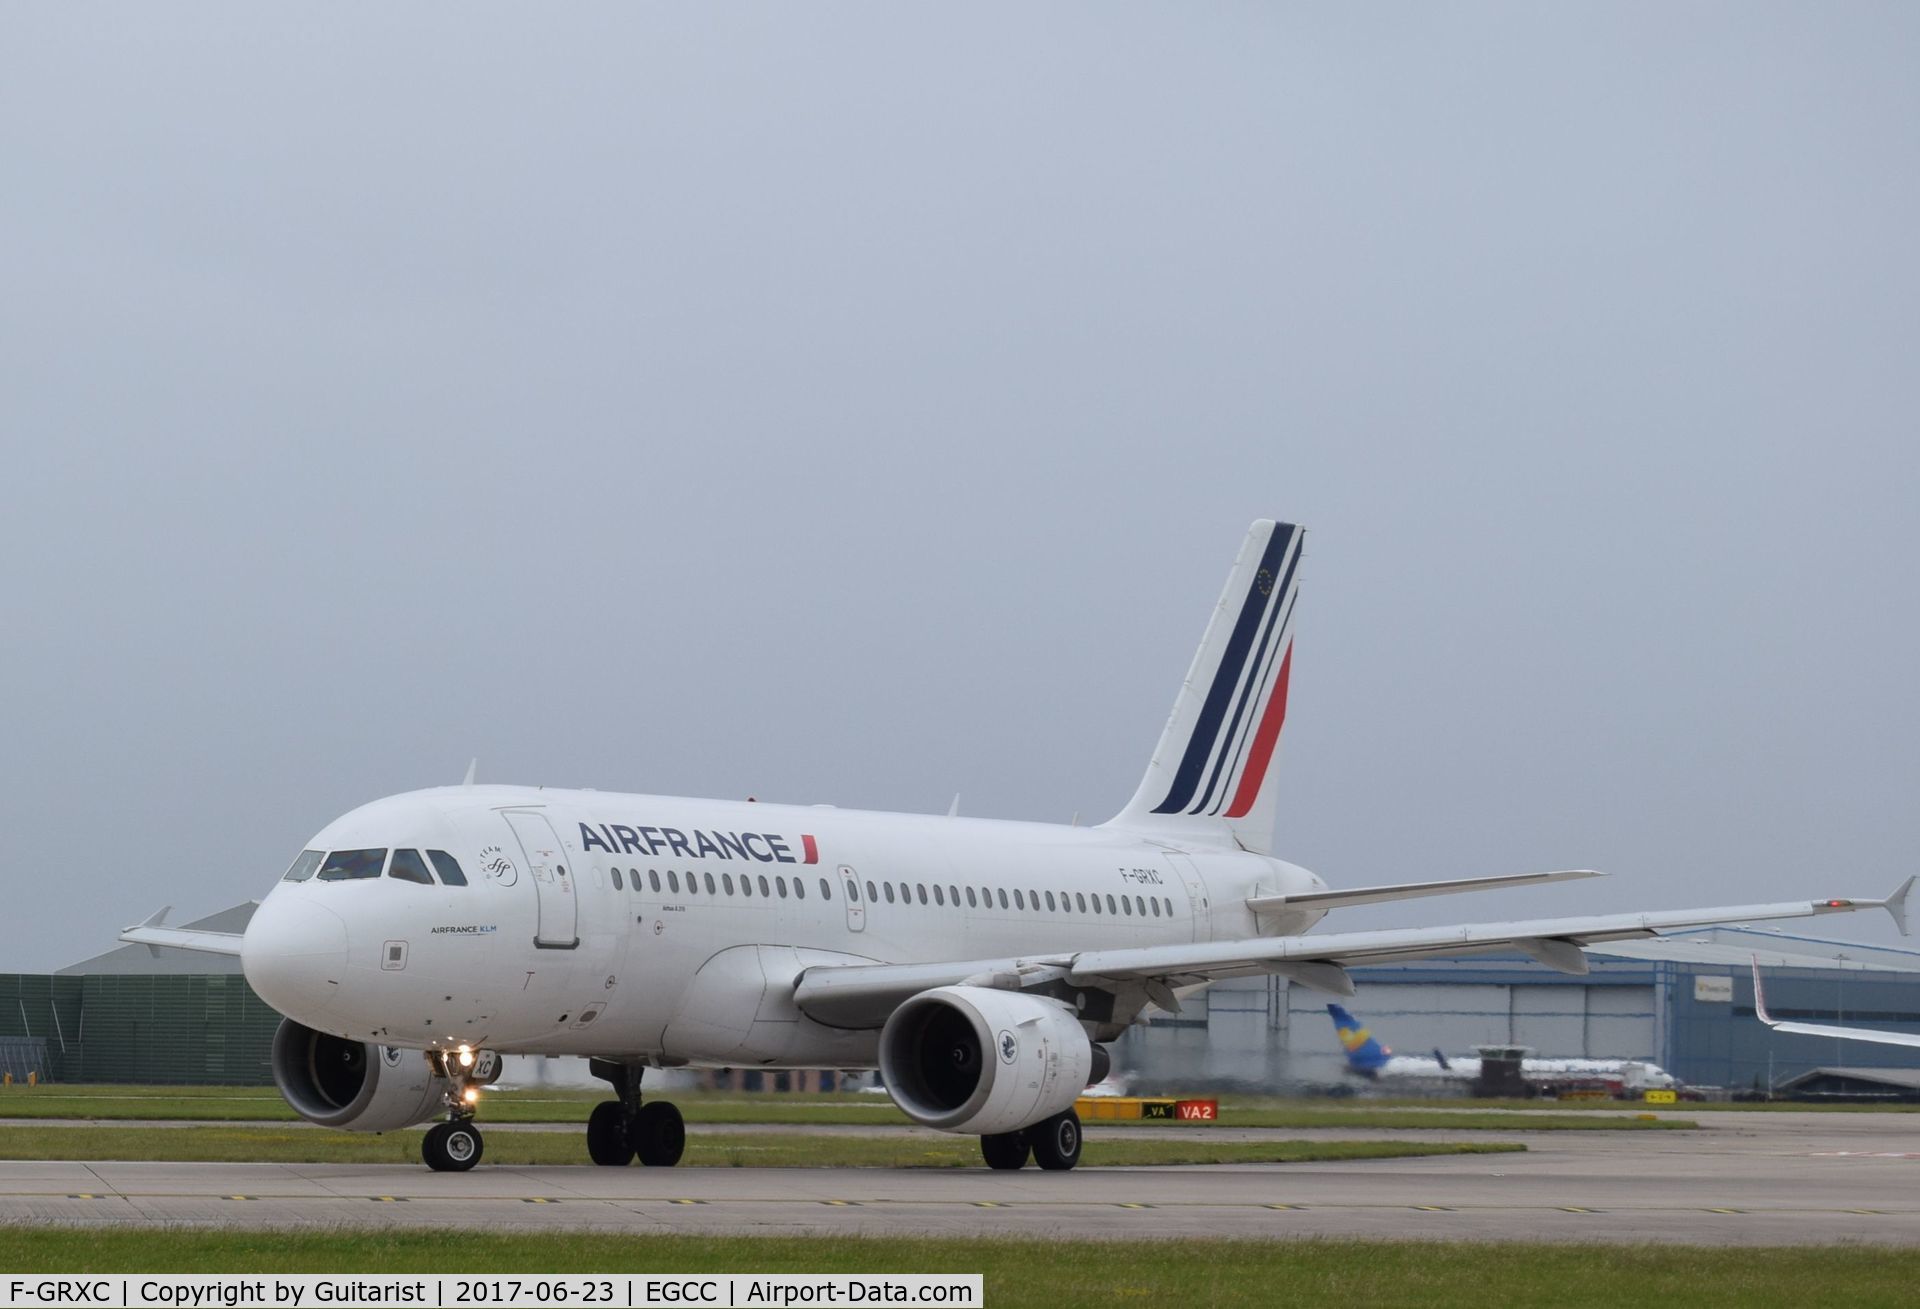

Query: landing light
[
  {"left": 462, "top": 1087, "right": 480, "bottom": 1105},
  {"left": 457, "top": 1045, "right": 474, "bottom": 1068}
]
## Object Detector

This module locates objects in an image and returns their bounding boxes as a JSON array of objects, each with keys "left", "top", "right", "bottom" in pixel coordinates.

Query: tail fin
[
  {"left": 1107, "top": 519, "right": 1303, "bottom": 854},
  {"left": 1328, "top": 1003, "right": 1392, "bottom": 1076}
]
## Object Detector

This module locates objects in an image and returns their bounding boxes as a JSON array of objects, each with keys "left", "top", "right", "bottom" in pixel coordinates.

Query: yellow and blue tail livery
[{"left": 1328, "top": 1003, "right": 1392, "bottom": 1076}]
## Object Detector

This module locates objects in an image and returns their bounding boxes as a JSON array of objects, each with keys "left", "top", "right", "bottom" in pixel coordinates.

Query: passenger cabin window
[
  {"left": 649, "top": 870, "right": 662, "bottom": 893},
  {"left": 281, "top": 850, "right": 323, "bottom": 882},
  {"left": 705, "top": 872, "right": 717, "bottom": 895},
  {"left": 883, "top": 883, "right": 896, "bottom": 904},
  {"left": 996, "top": 888, "right": 1009, "bottom": 910},
  {"left": 610, "top": 868, "right": 624, "bottom": 890},
  {"left": 819, "top": 877, "right": 832, "bottom": 900},
  {"left": 866, "top": 880, "right": 879, "bottom": 902},
  {"left": 966, "top": 887, "right": 977, "bottom": 908},
  {"left": 426, "top": 850, "right": 468, "bottom": 886},
  {"left": 317, "top": 849, "right": 387, "bottom": 881},
  {"left": 722, "top": 873, "right": 735, "bottom": 895},
  {"left": 388, "top": 849, "right": 434, "bottom": 885}
]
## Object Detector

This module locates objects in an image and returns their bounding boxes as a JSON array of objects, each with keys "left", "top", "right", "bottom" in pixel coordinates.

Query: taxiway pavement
[{"left": 1, "top": 1110, "right": 1915, "bottom": 1245}]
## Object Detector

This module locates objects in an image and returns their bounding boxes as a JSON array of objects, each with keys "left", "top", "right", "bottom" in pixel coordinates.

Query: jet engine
[
  {"left": 270, "top": 1018, "right": 449, "bottom": 1132},
  {"left": 878, "top": 986, "right": 1094, "bottom": 1135}
]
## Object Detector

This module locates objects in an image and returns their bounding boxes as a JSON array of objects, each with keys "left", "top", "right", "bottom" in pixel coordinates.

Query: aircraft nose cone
[{"left": 242, "top": 895, "right": 350, "bottom": 1021}]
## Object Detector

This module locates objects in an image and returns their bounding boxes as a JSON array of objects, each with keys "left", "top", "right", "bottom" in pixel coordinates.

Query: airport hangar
[{"left": 3, "top": 905, "right": 1919, "bottom": 1098}]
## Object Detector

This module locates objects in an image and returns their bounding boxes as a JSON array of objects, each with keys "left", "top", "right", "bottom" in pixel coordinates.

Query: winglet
[
  {"left": 1750, "top": 956, "right": 1776, "bottom": 1026},
  {"left": 1883, "top": 876, "right": 1914, "bottom": 937},
  {"left": 132, "top": 906, "right": 172, "bottom": 959},
  {"left": 462, "top": 758, "right": 478, "bottom": 788}
]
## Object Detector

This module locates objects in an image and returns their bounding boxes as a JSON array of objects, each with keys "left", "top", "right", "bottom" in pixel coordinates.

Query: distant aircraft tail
[
  {"left": 1106, "top": 519, "right": 1303, "bottom": 854},
  {"left": 1328, "top": 1003, "right": 1392, "bottom": 1077}
]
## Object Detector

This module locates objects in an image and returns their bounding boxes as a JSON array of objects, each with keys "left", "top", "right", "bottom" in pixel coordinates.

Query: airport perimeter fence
[
  {"left": 0, "top": 973, "right": 280, "bottom": 1084},
  {"left": 0, "top": 1036, "right": 48, "bottom": 1082}
]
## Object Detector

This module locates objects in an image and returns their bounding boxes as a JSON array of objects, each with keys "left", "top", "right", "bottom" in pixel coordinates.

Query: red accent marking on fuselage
[
  {"left": 1224, "top": 643, "right": 1292, "bottom": 819},
  {"left": 801, "top": 834, "right": 818, "bottom": 864}
]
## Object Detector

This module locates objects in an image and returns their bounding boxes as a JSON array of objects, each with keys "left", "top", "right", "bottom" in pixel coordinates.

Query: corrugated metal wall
[{"left": 0, "top": 974, "right": 279, "bottom": 1085}]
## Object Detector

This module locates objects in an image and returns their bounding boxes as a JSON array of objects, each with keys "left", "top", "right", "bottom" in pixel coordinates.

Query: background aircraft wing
[
  {"left": 118, "top": 907, "right": 246, "bottom": 958},
  {"left": 793, "top": 881, "right": 1911, "bottom": 1029},
  {"left": 1751, "top": 956, "right": 1920, "bottom": 1049}
]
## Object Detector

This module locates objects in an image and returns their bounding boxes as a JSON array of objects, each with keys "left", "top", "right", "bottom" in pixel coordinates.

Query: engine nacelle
[
  {"left": 270, "top": 1018, "right": 449, "bottom": 1132},
  {"left": 878, "top": 986, "right": 1093, "bottom": 1135}
]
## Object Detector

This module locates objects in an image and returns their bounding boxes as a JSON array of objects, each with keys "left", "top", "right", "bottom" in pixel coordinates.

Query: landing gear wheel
[
  {"left": 587, "top": 1100, "right": 635, "bottom": 1166},
  {"left": 980, "top": 1131, "right": 1030, "bottom": 1170},
  {"left": 423, "top": 1120, "right": 483, "bottom": 1172},
  {"left": 1030, "top": 1108, "right": 1082, "bottom": 1171},
  {"left": 632, "top": 1100, "right": 686, "bottom": 1167}
]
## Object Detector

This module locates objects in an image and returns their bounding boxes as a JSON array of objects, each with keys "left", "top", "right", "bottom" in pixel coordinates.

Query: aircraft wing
[
  {"left": 118, "top": 907, "right": 247, "bottom": 958},
  {"left": 1246, "top": 868, "right": 1603, "bottom": 914},
  {"left": 1751, "top": 957, "right": 1920, "bottom": 1050},
  {"left": 793, "top": 880, "right": 1912, "bottom": 1029}
]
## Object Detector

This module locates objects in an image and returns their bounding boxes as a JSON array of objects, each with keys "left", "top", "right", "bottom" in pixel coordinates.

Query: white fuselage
[
  {"left": 242, "top": 785, "right": 1327, "bottom": 1068},
  {"left": 1368, "top": 1055, "right": 1678, "bottom": 1092}
]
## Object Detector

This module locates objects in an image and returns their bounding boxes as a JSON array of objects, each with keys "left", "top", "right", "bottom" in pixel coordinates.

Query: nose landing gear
[
  {"left": 422, "top": 1046, "right": 498, "bottom": 1173},
  {"left": 587, "top": 1057, "right": 685, "bottom": 1167}
]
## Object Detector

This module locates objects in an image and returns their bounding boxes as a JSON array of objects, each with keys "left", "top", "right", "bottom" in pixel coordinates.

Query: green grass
[
  {"left": 0, "top": 1086, "right": 1693, "bottom": 1130},
  {"left": 0, "top": 1230, "right": 1909, "bottom": 1308},
  {"left": 0, "top": 1124, "right": 1519, "bottom": 1168}
]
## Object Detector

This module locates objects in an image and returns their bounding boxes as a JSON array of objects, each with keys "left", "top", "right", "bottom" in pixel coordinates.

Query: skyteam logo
[
  {"left": 997, "top": 1030, "right": 1018, "bottom": 1064},
  {"left": 580, "top": 823, "right": 819, "bottom": 865}
]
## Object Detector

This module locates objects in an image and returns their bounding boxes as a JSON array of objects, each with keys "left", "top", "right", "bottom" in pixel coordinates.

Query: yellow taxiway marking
[
  {"left": 370, "top": 1196, "right": 407, "bottom": 1203},
  {"left": 66, "top": 1194, "right": 99, "bottom": 1200},
  {"left": 1116, "top": 1202, "right": 1153, "bottom": 1209},
  {"left": 820, "top": 1200, "right": 859, "bottom": 1207},
  {"left": 226, "top": 1195, "right": 255, "bottom": 1201},
  {"left": 1706, "top": 1208, "right": 1744, "bottom": 1214},
  {"left": 971, "top": 1201, "right": 1005, "bottom": 1208},
  {"left": 521, "top": 1198, "right": 556, "bottom": 1204},
  {"left": 1412, "top": 1205, "right": 1454, "bottom": 1212},
  {"left": 1264, "top": 1203, "right": 1305, "bottom": 1210},
  {"left": 669, "top": 1199, "right": 706, "bottom": 1206},
  {"left": 1558, "top": 1206, "right": 1597, "bottom": 1214}
]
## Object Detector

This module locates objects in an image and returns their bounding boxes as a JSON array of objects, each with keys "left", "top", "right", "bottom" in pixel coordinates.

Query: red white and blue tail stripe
[{"left": 1107, "top": 520, "right": 1302, "bottom": 853}]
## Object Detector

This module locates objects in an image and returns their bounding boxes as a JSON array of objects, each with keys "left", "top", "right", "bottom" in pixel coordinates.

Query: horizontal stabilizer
[{"left": 1248, "top": 869, "right": 1602, "bottom": 914}]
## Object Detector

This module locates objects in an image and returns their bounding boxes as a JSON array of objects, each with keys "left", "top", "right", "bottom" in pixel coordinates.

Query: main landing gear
[
  {"left": 586, "top": 1057, "right": 686, "bottom": 1167},
  {"left": 979, "top": 1107, "right": 1083, "bottom": 1172}
]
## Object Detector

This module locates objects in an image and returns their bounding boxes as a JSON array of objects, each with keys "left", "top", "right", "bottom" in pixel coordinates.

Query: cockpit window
[
  {"left": 281, "top": 850, "right": 323, "bottom": 882},
  {"left": 317, "top": 848, "right": 387, "bottom": 881},
  {"left": 426, "top": 850, "right": 468, "bottom": 886},
  {"left": 388, "top": 849, "right": 434, "bottom": 885}
]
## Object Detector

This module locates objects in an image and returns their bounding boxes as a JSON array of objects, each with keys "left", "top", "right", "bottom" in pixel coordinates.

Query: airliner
[
  {"left": 1327, "top": 1003, "right": 1680, "bottom": 1094},
  {"left": 1751, "top": 960, "right": 1920, "bottom": 1050},
  {"left": 122, "top": 520, "right": 1912, "bottom": 1172}
]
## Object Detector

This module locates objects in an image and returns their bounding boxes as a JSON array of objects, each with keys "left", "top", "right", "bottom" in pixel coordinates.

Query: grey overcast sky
[{"left": 3, "top": 6, "right": 1917, "bottom": 971}]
